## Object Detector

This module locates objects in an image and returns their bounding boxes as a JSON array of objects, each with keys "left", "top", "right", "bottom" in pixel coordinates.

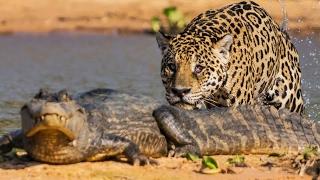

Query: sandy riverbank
[
  {"left": 0, "top": 155, "right": 313, "bottom": 179},
  {"left": 0, "top": 0, "right": 319, "bottom": 35}
]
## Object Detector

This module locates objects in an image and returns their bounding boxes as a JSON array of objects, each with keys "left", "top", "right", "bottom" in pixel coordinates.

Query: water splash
[
  {"left": 278, "top": 0, "right": 288, "bottom": 32},
  {"left": 293, "top": 34, "right": 320, "bottom": 121}
]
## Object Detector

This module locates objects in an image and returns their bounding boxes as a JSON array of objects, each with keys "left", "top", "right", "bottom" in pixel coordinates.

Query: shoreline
[{"left": 0, "top": 0, "right": 319, "bottom": 35}]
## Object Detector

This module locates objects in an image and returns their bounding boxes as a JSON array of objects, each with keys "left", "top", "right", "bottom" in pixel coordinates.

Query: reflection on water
[{"left": 0, "top": 32, "right": 319, "bottom": 134}]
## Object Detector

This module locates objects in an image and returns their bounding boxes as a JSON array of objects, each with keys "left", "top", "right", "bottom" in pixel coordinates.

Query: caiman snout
[
  {"left": 22, "top": 102, "right": 76, "bottom": 141},
  {"left": 26, "top": 114, "right": 75, "bottom": 141}
]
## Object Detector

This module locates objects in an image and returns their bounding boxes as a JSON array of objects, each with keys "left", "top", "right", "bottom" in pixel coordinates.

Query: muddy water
[{"left": 0, "top": 33, "right": 319, "bottom": 134}]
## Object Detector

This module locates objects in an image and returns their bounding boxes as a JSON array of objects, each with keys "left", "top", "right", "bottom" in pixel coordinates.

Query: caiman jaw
[{"left": 26, "top": 114, "right": 75, "bottom": 141}]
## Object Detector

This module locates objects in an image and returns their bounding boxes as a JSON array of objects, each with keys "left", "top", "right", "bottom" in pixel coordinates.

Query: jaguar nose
[{"left": 171, "top": 87, "right": 191, "bottom": 98}]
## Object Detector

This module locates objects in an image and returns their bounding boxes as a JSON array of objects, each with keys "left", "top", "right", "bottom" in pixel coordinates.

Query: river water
[{"left": 0, "top": 32, "right": 319, "bottom": 134}]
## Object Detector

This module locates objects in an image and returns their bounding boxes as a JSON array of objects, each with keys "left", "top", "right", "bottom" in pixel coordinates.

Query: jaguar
[{"left": 156, "top": 1, "right": 304, "bottom": 114}]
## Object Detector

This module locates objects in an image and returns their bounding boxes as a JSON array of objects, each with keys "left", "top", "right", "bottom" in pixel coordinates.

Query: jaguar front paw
[{"left": 259, "top": 92, "right": 282, "bottom": 109}]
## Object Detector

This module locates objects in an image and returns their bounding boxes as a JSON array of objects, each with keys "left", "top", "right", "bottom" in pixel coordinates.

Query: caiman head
[{"left": 20, "top": 89, "right": 89, "bottom": 164}]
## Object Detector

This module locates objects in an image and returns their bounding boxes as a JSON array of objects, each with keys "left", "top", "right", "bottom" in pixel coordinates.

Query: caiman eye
[
  {"left": 58, "top": 89, "right": 72, "bottom": 102},
  {"left": 194, "top": 64, "right": 204, "bottom": 74},
  {"left": 34, "top": 88, "right": 49, "bottom": 99}
]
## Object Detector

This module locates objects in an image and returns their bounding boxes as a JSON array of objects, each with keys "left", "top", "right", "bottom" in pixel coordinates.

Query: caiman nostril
[{"left": 171, "top": 87, "right": 191, "bottom": 98}]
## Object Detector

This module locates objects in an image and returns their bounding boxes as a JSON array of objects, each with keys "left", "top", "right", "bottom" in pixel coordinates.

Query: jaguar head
[{"left": 156, "top": 32, "right": 233, "bottom": 109}]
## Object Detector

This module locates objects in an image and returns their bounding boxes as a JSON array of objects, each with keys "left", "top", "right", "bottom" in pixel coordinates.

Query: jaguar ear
[
  {"left": 214, "top": 34, "right": 233, "bottom": 67},
  {"left": 215, "top": 35, "right": 233, "bottom": 64},
  {"left": 156, "top": 31, "right": 172, "bottom": 55}
]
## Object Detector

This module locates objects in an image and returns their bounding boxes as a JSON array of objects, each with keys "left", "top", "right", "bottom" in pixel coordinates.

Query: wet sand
[{"left": 0, "top": 0, "right": 319, "bottom": 35}]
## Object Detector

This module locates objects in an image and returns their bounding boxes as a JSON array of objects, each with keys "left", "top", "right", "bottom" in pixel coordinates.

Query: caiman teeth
[
  {"left": 27, "top": 114, "right": 75, "bottom": 140},
  {"left": 35, "top": 114, "right": 68, "bottom": 125},
  {"left": 60, "top": 116, "right": 66, "bottom": 121}
]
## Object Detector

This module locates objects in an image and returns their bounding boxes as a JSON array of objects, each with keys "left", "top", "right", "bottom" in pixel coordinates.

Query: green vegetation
[
  {"left": 184, "top": 154, "right": 221, "bottom": 174},
  {"left": 202, "top": 156, "right": 219, "bottom": 169},
  {"left": 227, "top": 155, "right": 248, "bottom": 167},
  {"left": 227, "top": 155, "right": 245, "bottom": 164},
  {"left": 302, "top": 146, "right": 318, "bottom": 160},
  {"left": 151, "top": 6, "right": 186, "bottom": 34},
  {"left": 200, "top": 156, "right": 221, "bottom": 174},
  {"left": 185, "top": 153, "right": 200, "bottom": 162},
  {"left": 163, "top": 7, "right": 186, "bottom": 32},
  {"left": 151, "top": 17, "right": 161, "bottom": 32}
]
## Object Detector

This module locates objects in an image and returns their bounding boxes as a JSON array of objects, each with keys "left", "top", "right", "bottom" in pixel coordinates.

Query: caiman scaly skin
[
  {"left": 153, "top": 105, "right": 320, "bottom": 157},
  {"left": 0, "top": 89, "right": 167, "bottom": 164}
]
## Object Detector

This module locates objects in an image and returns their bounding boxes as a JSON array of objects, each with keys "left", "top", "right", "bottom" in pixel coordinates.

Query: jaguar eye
[
  {"left": 194, "top": 65, "right": 204, "bottom": 74},
  {"left": 167, "top": 63, "right": 176, "bottom": 72}
]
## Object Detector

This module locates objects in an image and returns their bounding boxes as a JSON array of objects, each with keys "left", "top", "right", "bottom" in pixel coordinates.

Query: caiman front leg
[
  {"left": 153, "top": 105, "right": 201, "bottom": 157},
  {"left": 0, "top": 129, "right": 24, "bottom": 154},
  {"left": 87, "top": 133, "right": 157, "bottom": 165}
]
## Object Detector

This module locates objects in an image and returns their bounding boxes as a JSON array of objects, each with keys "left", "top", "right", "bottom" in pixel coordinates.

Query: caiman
[
  {"left": 153, "top": 105, "right": 320, "bottom": 157},
  {"left": 0, "top": 89, "right": 167, "bottom": 164},
  {"left": 1, "top": 89, "right": 320, "bottom": 169}
]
